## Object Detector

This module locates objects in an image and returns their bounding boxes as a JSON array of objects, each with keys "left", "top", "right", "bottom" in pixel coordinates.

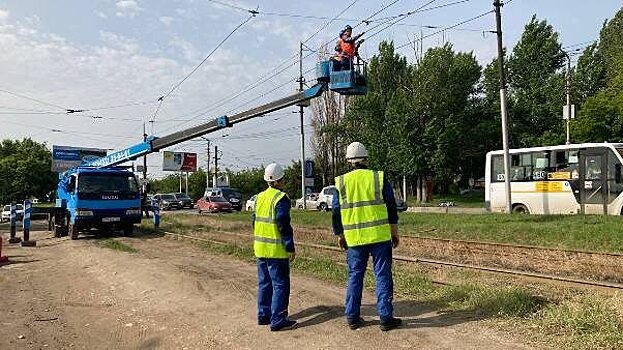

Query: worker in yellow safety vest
[
  {"left": 332, "top": 142, "right": 402, "bottom": 331},
  {"left": 253, "top": 163, "right": 297, "bottom": 331}
]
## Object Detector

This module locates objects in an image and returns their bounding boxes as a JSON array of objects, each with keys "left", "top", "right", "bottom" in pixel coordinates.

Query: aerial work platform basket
[{"left": 317, "top": 59, "right": 367, "bottom": 96}]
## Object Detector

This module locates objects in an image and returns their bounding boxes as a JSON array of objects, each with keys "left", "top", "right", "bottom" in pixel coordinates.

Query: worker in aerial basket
[
  {"left": 333, "top": 25, "right": 365, "bottom": 71},
  {"left": 253, "top": 163, "right": 297, "bottom": 331},
  {"left": 332, "top": 142, "right": 402, "bottom": 331}
]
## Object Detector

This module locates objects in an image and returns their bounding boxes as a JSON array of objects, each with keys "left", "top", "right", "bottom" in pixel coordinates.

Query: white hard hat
[
  {"left": 264, "top": 163, "right": 285, "bottom": 182},
  {"left": 346, "top": 142, "right": 368, "bottom": 162}
]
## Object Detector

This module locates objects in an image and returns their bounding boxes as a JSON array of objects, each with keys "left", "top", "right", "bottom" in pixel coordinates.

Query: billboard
[
  {"left": 162, "top": 151, "right": 197, "bottom": 172},
  {"left": 52, "top": 145, "right": 108, "bottom": 172}
]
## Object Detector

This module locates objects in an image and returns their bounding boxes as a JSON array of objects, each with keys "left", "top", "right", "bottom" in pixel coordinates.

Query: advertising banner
[
  {"left": 162, "top": 151, "right": 197, "bottom": 172},
  {"left": 52, "top": 145, "right": 108, "bottom": 172}
]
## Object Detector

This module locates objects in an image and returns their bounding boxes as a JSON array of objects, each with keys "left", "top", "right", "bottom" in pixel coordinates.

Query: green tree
[
  {"left": 0, "top": 138, "right": 57, "bottom": 204},
  {"left": 573, "top": 8, "right": 623, "bottom": 143},
  {"left": 574, "top": 43, "right": 606, "bottom": 105},
  {"left": 507, "top": 15, "right": 566, "bottom": 146},
  {"left": 411, "top": 44, "right": 481, "bottom": 192}
]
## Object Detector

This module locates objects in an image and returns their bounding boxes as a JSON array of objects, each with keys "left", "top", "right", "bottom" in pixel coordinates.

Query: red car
[{"left": 196, "top": 196, "right": 233, "bottom": 214}]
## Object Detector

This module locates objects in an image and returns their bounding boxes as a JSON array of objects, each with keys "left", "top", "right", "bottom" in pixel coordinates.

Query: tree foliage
[{"left": 0, "top": 138, "right": 56, "bottom": 204}]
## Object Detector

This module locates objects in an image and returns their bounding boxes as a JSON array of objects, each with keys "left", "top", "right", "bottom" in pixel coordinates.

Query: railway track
[
  {"left": 401, "top": 233, "right": 623, "bottom": 258},
  {"left": 160, "top": 230, "right": 623, "bottom": 290}
]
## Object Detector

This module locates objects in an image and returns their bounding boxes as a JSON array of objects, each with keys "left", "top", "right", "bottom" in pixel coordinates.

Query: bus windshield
[{"left": 78, "top": 173, "right": 138, "bottom": 199}]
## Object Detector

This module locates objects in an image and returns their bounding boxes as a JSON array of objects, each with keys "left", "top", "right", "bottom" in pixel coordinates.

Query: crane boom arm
[{"left": 85, "top": 82, "right": 326, "bottom": 168}]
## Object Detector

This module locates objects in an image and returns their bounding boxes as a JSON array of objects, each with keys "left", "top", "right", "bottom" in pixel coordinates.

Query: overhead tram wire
[
  {"left": 157, "top": 0, "right": 405, "bottom": 134},
  {"left": 149, "top": 13, "right": 257, "bottom": 125},
  {"left": 392, "top": 6, "right": 506, "bottom": 53},
  {"left": 187, "top": 0, "right": 451, "bottom": 136},
  {"left": 302, "top": 0, "right": 362, "bottom": 45},
  {"left": 0, "top": 88, "right": 67, "bottom": 111}
]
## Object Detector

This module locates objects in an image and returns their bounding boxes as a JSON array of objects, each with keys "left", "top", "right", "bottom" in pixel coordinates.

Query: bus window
[
  {"left": 586, "top": 156, "right": 602, "bottom": 180},
  {"left": 492, "top": 155, "right": 505, "bottom": 182}
]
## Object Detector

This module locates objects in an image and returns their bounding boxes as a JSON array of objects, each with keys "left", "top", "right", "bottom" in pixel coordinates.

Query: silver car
[
  {"left": 295, "top": 193, "right": 320, "bottom": 210},
  {"left": 1, "top": 204, "right": 24, "bottom": 222}
]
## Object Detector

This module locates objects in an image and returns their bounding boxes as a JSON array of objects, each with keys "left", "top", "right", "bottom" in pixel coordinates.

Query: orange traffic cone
[{"left": 0, "top": 235, "right": 8, "bottom": 263}]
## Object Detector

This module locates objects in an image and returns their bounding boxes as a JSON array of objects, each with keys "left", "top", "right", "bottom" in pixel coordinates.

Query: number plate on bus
[{"left": 102, "top": 217, "right": 120, "bottom": 222}]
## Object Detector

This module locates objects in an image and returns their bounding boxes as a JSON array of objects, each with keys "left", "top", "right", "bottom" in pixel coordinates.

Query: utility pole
[
  {"left": 298, "top": 41, "right": 307, "bottom": 209},
  {"left": 494, "top": 0, "right": 512, "bottom": 213},
  {"left": 562, "top": 50, "right": 573, "bottom": 144},
  {"left": 142, "top": 122, "right": 148, "bottom": 181},
  {"left": 204, "top": 138, "right": 211, "bottom": 191},
  {"left": 213, "top": 145, "right": 219, "bottom": 188},
  {"left": 179, "top": 171, "right": 182, "bottom": 193},
  {"left": 185, "top": 171, "right": 189, "bottom": 195}
]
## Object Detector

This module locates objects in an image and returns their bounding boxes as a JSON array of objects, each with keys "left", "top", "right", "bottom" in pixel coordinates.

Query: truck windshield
[{"left": 78, "top": 173, "right": 138, "bottom": 198}]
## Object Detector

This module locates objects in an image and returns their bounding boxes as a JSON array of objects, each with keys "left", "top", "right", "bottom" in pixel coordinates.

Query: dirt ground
[{"left": 0, "top": 227, "right": 533, "bottom": 350}]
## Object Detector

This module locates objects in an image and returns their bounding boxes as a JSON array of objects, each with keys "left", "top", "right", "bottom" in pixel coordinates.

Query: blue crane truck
[
  {"left": 52, "top": 59, "right": 366, "bottom": 239},
  {"left": 53, "top": 167, "right": 141, "bottom": 239}
]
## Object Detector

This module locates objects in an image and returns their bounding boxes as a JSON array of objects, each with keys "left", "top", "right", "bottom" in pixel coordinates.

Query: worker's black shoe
[
  {"left": 258, "top": 317, "right": 270, "bottom": 326},
  {"left": 380, "top": 317, "right": 402, "bottom": 332},
  {"left": 348, "top": 317, "right": 365, "bottom": 330},
  {"left": 270, "top": 319, "right": 297, "bottom": 332}
]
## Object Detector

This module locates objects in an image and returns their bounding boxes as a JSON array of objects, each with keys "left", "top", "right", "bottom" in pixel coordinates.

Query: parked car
[
  {"left": 205, "top": 187, "right": 243, "bottom": 211},
  {"left": 172, "top": 193, "right": 194, "bottom": 209},
  {"left": 246, "top": 195, "right": 257, "bottom": 211},
  {"left": 1, "top": 204, "right": 24, "bottom": 222},
  {"left": 295, "top": 193, "right": 320, "bottom": 210},
  {"left": 151, "top": 194, "right": 180, "bottom": 210},
  {"left": 196, "top": 196, "right": 233, "bottom": 214},
  {"left": 316, "top": 186, "right": 336, "bottom": 211}
]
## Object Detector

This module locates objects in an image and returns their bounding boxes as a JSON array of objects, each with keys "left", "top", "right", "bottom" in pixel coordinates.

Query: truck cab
[{"left": 55, "top": 167, "right": 141, "bottom": 239}]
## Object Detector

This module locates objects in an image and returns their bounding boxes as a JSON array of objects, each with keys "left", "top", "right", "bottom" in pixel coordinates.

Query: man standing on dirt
[
  {"left": 332, "top": 142, "right": 402, "bottom": 331},
  {"left": 253, "top": 163, "right": 297, "bottom": 331}
]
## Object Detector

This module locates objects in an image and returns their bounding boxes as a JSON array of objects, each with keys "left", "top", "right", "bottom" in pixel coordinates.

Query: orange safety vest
[{"left": 338, "top": 38, "right": 356, "bottom": 58}]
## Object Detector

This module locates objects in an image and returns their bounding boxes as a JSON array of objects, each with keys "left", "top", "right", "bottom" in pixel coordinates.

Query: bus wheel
[{"left": 512, "top": 204, "right": 530, "bottom": 214}]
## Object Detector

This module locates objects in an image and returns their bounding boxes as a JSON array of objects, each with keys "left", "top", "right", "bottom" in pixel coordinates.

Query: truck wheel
[
  {"left": 52, "top": 217, "right": 61, "bottom": 238},
  {"left": 122, "top": 224, "right": 134, "bottom": 236},
  {"left": 69, "top": 224, "right": 79, "bottom": 240}
]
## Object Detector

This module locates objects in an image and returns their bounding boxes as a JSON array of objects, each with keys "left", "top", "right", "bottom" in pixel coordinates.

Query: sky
[{"left": 0, "top": 0, "right": 621, "bottom": 179}]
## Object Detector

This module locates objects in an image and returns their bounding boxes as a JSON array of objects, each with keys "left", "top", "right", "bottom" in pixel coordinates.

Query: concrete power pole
[
  {"left": 562, "top": 50, "right": 573, "bottom": 144},
  {"left": 206, "top": 140, "right": 211, "bottom": 190},
  {"left": 298, "top": 41, "right": 307, "bottom": 209},
  {"left": 494, "top": 0, "right": 512, "bottom": 213},
  {"left": 213, "top": 145, "right": 219, "bottom": 188},
  {"left": 142, "top": 122, "right": 148, "bottom": 181}
]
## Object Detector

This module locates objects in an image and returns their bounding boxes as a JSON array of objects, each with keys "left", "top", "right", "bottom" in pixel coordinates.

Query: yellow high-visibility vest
[
  {"left": 253, "top": 187, "right": 288, "bottom": 258},
  {"left": 335, "top": 169, "right": 391, "bottom": 247}
]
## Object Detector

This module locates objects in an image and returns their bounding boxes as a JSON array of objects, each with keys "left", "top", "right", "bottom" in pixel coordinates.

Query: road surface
[{"left": 0, "top": 229, "right": 531, "bottom": 349}]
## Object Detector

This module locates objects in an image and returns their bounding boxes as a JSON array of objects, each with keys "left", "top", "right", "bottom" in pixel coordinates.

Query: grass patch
[
  {"left": 98, "top": 238, "right": 138, "bottom": 253},
  {"left": 162, "top": 211, "right": 623, "bottom": 254},
  {"left": 522, "top": 295, "right": 623, "bottom": 349}
]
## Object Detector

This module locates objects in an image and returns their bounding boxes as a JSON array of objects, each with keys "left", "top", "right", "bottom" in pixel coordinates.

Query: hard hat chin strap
[{"left": 348, "top": 157, "right": 368, "bottom": 164}]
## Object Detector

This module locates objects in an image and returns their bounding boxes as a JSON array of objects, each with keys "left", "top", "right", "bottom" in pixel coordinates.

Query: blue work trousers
[
  {"left": 257, "top": 258, "right": 291, "bottom": 327},
  {"left": 345, "top": 241, "right": 394, "bottom": 322}
]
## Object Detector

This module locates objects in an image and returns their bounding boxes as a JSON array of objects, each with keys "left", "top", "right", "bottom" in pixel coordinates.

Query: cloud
[
  {"left": 169, "top": 37, "right": 200, "bottom": 62},
  {"left": 115, "top": 0, "right": 142, "bottom": 19},
  {"left": 159, "top": 16, "right": 174, "bottom": 26},
  {"left": 96, "top": 11, "right": 108, "bottom": 19},
  {"left": 0, "top": 8, "right": 8, "bottom": 22}
]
